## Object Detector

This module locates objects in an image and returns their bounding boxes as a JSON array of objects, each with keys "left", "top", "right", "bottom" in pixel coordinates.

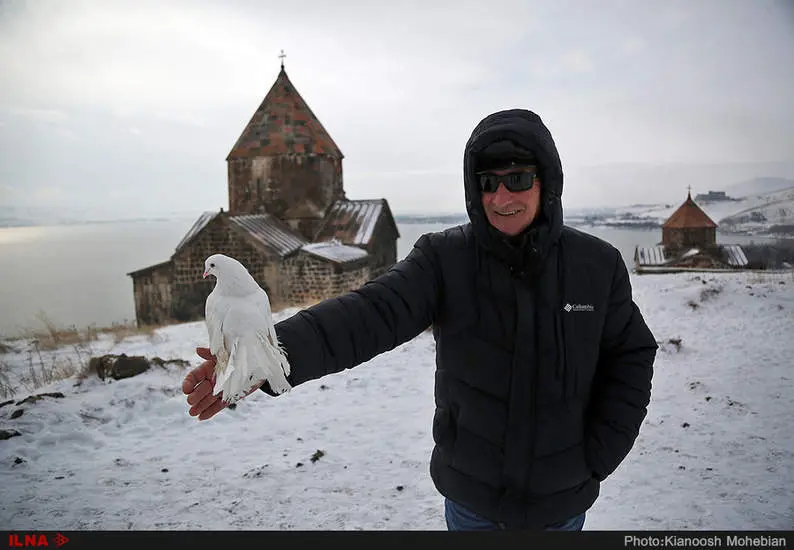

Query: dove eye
[{"left": 210, "top": 263, "right": 215, "bottom": 267}]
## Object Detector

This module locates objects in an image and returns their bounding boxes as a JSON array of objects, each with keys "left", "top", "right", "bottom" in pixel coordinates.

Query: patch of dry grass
[
  {"left": 104, "top": 321, "right": 160, "bottom": 346},
  {"left": 21, "top": 311, "right": 161, "bottom": 350},
  {"left": 0, "top": 312, "right": 167, "bottom": 396},
  {"left": 0, "top": 345, "right": 91, "bottom": 399}
]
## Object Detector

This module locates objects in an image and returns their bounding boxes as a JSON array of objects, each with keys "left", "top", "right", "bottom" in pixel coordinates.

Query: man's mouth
[{"left": 494, "top": 209, "right": 521, "bottom": 216}]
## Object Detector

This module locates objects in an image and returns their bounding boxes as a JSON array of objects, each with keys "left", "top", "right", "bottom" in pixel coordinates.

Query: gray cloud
[{"left": 1, "top": 0, "right": 793, "bottom": 215}]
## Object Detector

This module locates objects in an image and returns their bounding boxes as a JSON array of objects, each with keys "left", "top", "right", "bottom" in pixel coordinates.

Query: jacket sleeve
[
  {"left": 585, "top": 250, "right": 657, "bottom": 481},
  {"left": 260, "top": 234, "right": 441, "bottom": 395}
]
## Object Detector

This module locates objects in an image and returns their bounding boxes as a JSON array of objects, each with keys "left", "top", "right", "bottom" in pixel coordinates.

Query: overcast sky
[{"left": 1, "top": 0, "right": 793, "bottom": 217}]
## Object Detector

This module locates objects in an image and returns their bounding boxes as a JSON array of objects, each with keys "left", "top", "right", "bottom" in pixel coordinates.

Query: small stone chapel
[
  {"left": 128, "top": 56, "right": 399, "bottom": 326},
  {"left": 634, "top": 189, "right": 746, "bottom": 271}
]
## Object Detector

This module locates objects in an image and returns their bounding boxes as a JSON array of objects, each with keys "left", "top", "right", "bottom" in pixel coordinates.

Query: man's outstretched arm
[{"left": 264, "top": 233, "right": 442, "bottom": 393}]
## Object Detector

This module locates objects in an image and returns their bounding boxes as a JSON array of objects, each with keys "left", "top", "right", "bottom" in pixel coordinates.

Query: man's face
[{"left": 479, "top": 166, "right": 542, "bottom": 236}]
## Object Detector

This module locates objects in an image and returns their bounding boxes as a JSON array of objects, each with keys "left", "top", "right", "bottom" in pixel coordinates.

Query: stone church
[
  {"left": 128, "top": 61, "right": 399, "bottom": 326},
  {"left": 634, "top": 190, "right": 747, "bottom": 272},
  {"left": 634, "top": 190, "right": 794, "bottom": 273}
]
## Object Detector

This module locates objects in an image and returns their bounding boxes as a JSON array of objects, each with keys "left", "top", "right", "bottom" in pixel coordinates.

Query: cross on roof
[{"left": 279, "top": 49, "right": 286, "bottom": 70}]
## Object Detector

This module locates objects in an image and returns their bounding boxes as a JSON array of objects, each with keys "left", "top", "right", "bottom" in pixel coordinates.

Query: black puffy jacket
[{"left": 271, "top": 109, "right": 657, "bottom": 528}]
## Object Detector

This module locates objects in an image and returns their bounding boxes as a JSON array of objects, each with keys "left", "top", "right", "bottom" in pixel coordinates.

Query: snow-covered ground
[{"left": 1, "top": 271, "right": 793, "bottom": 530}]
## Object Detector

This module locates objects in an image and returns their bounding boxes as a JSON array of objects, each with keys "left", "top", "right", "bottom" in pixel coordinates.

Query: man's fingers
[
  {"left": 186, "top": 378, "right": 214, "bottom": 406},
  {"left": 182, "top": 367, "right": 202, "bottom": 394},
  {"left": 190, "top": 390, "right": 225, "bottom": 419},
  {"left": 182, "top": 365, "right": 205, "bottom": 394},
  {"left": 198, "top": 398, "right": 228, "bottom": 421},
  {"left": 182, "top": 361, "right": 215, "bottom": 394},
  {"left": 184, "top": 347, "right": 226, "bottom": 420}
]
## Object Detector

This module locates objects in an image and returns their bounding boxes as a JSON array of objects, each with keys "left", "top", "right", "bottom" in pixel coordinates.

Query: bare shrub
[
  {"left": 6, "top": 312, "right": 167, "bottom": 393},
  {"left": 0, "top": 360, "right": 15, "bottom": 399}
]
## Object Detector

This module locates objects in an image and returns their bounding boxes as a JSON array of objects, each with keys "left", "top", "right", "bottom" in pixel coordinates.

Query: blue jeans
[{"left": 444, "top": 498, "right": 586, "bottom": 531}]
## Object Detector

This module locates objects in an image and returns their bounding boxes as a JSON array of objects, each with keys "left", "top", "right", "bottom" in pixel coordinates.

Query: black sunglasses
[{"left": 478, "top": 171, "right": 537, "bottom": 193}]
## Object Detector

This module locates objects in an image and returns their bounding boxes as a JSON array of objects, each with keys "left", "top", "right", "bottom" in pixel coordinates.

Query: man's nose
[{"left": 490, "top": 182, "right": 514, "bottom": 204}]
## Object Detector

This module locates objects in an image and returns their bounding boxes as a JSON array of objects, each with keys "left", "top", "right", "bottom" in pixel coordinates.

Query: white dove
[{"left": 202, "top": 253, "right": 292, "bottom": 404}]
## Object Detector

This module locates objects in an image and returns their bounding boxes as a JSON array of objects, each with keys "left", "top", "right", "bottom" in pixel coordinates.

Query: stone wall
[
  {"left": 282, "top": 252, "right": 371, "bottom": 306},
  {"left": 227, "top": 155, "right": 344, "bottom": 232},
  {"left": 662, "top": 227, "right": 717, "bottom": 250},
  {"left": 131, "top": 262, "right": 173, "bottom": 326}
]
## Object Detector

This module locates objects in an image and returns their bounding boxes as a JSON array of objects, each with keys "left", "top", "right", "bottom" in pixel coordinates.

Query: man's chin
[{"left": 488, "top": 215, "right": 529, "bottom": 236}]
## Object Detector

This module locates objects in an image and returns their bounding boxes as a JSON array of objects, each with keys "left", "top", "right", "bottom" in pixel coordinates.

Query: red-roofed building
[
  {"left": 661, "top": 190, "right": 718, "bottom": 250},
  {"left": 635, "top": 190, "right": 753, "bottom": 272},
  {"left": 128, "top": 61, "right": 399, "bottom": 326}
]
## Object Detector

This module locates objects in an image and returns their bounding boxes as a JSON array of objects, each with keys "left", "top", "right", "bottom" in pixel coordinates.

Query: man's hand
[
  {"left": 182, "top": 347, "right": 261, "bottom": 421},
  {"left": 183, "top": 347, "right": 228, "bottom": 421}
]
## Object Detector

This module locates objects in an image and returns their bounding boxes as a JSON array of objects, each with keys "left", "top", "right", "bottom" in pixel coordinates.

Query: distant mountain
[
  {"left": 723, "top": 177, "right": 794, "bottom": 198},
  {"left": 563, "top": 160, "right": 794, "bottom": 210}
]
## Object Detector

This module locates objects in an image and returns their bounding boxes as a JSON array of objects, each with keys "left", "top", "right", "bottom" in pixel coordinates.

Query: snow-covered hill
[
  {"left": 568, "top": 182, "right": 794, "bottom": 236},
  {"left": 719, "top": 196, "right": 794, "bottom": 234}
]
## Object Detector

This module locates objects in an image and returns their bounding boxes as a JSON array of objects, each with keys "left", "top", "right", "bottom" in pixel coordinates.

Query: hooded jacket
[{"left": 271, "top": 109, "right": 657, "bottom": 528}]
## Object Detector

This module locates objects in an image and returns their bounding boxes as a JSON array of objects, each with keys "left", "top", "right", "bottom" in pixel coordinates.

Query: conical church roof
[
  {"left": 227, "top": 67, "right": 343, "bottom": 160},
  {"left": 662, "top": 191, "right": 718, "bottom": 229}
]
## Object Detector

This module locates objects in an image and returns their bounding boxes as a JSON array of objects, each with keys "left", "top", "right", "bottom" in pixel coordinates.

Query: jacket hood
[{"left": 464, "top": 109, "right": 564, "bottom": 271}]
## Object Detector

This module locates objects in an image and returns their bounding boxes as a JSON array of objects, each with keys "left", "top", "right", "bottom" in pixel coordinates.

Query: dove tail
[
  {"left": 217, "top": 336, "right": 261, "bottom": 404},
  {"left": 266, "top": 325, "right": 291, "bottom": 377},
  {"left": 257, "top": 331, "right": 292, "bottom": 394},
  {"left": 214, "top": 332, "right": 292, "bottom": 403}
]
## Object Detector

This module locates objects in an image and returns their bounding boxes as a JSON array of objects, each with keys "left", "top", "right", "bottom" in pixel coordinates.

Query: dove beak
[{"left": 202, "top": 271, "right": 209, "bottom": 279}]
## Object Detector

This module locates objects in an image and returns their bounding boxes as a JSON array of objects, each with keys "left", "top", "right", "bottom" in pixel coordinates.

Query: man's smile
[{"left": 494, "top": 209, "right": 523, "bottom": 216}]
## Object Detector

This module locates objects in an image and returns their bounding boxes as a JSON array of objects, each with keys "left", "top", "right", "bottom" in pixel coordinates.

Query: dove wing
[
  {"left": 205, "top": 289, "right": 235, "bottom": 396},
  {"left": 205, "top": 289, "right": 231, "bottom": 360},
  {"left": 211, "top": 289, "right": 291, "bottom": 402}
]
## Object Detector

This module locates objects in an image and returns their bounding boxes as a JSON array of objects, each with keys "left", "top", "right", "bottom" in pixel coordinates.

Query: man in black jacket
[{"left": 183, "top": 109, "right": 657, "bottom": 530}]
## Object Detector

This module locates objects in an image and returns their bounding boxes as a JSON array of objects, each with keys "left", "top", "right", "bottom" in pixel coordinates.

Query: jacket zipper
[{"left": 555, "top": 311, "right": 568, "bottom": 400}]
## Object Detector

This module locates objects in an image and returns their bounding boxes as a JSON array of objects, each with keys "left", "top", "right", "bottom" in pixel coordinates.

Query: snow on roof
[
  {"left": 635, "top": 245, "right": 667, "bottom": 266},
  {"left": 301, "top": 239, "right": 369, "bottom": 263},
  {"left": 313, "top": 200, "right": 387, "bottom": 246},
  {"left": 175, "top": 211, "right": 219, "bottom": 252},
  {"left": 229, "top": 214, "right": 306, "bottom": 257},
  {"left": 721, "top": 244, "right": 748, "bottom": 267}
]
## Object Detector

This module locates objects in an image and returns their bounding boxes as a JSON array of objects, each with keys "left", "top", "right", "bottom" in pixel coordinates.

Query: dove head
[
  {"left": 203, "top": 254, "right": 247, "bottom": 281},
  {"left": 203, "top": 254, "right": 260, "bottom": 296}
]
